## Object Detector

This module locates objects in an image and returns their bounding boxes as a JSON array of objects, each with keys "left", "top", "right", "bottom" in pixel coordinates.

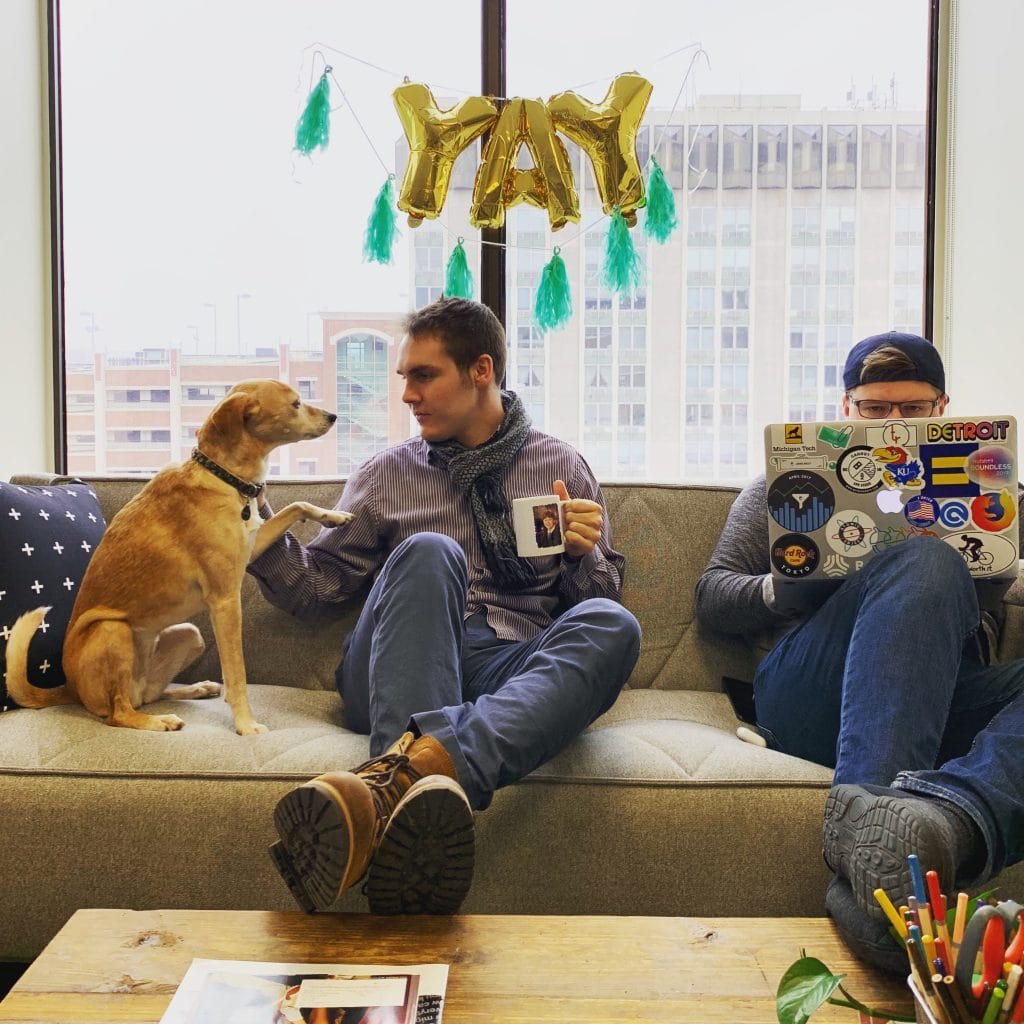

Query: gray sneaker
[
  {"left": 825, "top": 875, "right": 908, "bottom": 976},
  {"left": 822, "top": 784, "right": 966, "bottom": 922}
]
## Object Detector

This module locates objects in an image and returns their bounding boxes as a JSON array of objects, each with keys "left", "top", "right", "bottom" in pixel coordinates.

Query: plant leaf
[{"left": 776, "top": 956, "right": 845, "bottom": 1024}]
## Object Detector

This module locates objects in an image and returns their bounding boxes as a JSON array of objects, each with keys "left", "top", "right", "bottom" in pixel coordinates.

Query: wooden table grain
[{"left": 0, "top": 909, "right": 914, "bottom": 1023}]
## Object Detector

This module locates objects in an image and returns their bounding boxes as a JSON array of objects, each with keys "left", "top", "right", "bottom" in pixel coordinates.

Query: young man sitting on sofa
[
  {"left": 696, "top": 331, "right": 1024, "bottom": 971},
  {"left": 247, "top": 297, "right": 640, "bottom": 917}
]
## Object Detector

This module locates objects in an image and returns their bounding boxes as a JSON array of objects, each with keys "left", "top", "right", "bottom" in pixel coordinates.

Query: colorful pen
[
  {"left": 874, "top": 886, "right": 909, "bottom": 939},
  {"left": 952, "top": 892, "right": 970, "bottom": 971}
]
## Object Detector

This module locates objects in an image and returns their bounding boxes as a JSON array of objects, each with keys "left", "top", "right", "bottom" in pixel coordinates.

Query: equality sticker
[
  {"left": 965, "top": 446, "right": 1016, "bottom": 489},
  {"left": 824, "top": 509, "right": 876, "bottom": 558},
  {"left": 903, "top": 495, "right": 939, "bottom": 528},
  {"left": 920, "top": 442, "right": 981, "bottom": 499},
  {"left": 970, "top": 491, "right": 1017, "bottom": 533},
  {"left": 937, "top": 499, "right": 970, "bottom": 529},
  {"left": 836, "top": 446, "right": 882, "bottom": 494},
  {"left": 767, "top": 471, "right": 835, "bottom": 532},
  {"left": 771, "top": 533, "right": 820, "bottom": 578},
  {"left": 944, "top": 531, "right": 1018, "bottom": 576}
]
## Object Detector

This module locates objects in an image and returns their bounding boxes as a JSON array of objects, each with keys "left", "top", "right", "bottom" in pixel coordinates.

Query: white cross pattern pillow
[{"left": 0, "top": 482, "right": 106, "bottom": 710}]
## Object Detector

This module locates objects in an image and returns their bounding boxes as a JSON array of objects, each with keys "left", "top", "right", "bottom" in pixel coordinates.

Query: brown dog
[{"left": 4, "top": 379, "right": 352, "bottom": 734}]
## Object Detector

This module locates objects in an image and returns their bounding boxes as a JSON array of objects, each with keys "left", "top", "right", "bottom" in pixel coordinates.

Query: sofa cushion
[{"left": 0, "top": 481, "right": 106, "bottom": 707}]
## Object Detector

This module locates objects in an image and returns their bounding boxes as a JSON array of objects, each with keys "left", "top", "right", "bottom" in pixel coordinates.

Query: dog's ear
[{"left": 197, "top": 392, "right": 255, "bottom": 450}]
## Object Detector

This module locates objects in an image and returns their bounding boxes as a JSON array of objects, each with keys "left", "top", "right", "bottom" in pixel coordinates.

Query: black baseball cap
[{"left": 842, "top": 331, "right": 945, "bottom": 394}]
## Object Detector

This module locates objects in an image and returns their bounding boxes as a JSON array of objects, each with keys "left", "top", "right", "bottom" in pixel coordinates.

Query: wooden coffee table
[{"left": 0, "top": 909, "right": 913, "bottom": 1023}]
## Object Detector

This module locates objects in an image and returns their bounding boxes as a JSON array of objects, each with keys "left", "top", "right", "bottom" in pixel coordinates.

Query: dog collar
[{"left": 191, "top": 449, "right": 264, "bottom": 512}]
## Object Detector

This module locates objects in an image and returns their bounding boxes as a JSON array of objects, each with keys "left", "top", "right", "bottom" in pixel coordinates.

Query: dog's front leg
[
  {"left": 208, "top": 593, "right": 267, "bottom": 735},
  {"left": 249, "top": 502, "right": 353, "bottom": 561}
]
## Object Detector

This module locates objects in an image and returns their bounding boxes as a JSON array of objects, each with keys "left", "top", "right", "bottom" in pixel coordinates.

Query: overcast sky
[{"left": 59, "top": 1, "right": 929, "bottom": 356}]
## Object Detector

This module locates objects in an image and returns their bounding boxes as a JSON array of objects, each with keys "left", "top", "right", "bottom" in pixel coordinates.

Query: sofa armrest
[{"left": 998, "top": 562, "right": 1024, "bottom": 662}]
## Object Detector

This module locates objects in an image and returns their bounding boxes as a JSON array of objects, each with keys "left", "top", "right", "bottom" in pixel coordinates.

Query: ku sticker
[
  {"left": 767, "top": 471, "right": 835, "bottom": 532},
  {"left": 825, "top": 510, "right": 876, "bottom": 558},
  {"left": 903, "top": 495, "right": 939, "bottom": 527},
  {"left": 970, "top": 491, "right": 1017, "bottom": 533},
  {"left": 836, "top": 446, "right": 882, "bottom": 494},
  {"left": 771, "top": 533, "right": 820, "bottom": 578},
  {"left": 945, "top": 531, "right": 1018, "bottom": 576},
  {"left": 872, "top": 447, "right": 924, "bottom": 489}
]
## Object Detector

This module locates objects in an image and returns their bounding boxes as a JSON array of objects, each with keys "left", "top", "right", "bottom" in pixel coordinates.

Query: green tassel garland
[
  {"left": 295, "top": 70, "right": 331, "bottom": 155},
  {"left": 444, "top": 238, "right": 474, "bottom": 299},
  {"left": 643, "top": 157, "right": 679, "bottom": 244},
  {"left": 363, "top": 177, "right": 398, "bottom": 264},
  {"left": 602, "top": 208, "right": 642, "bottom": 295},
  {"left": 534, "top": 248, "right": 573, "bottom": 332}
]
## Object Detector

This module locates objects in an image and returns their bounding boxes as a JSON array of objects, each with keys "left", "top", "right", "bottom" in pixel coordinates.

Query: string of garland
[
  {"left": 294, "top": 68, "right": 686, "bottom": 323},
  {"left": 294, "top": 70, "right": 332, "bottom": 154}
]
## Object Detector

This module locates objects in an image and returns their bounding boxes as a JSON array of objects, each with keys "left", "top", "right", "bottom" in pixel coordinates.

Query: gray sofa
[{"left": 3, "top": 473, "right": 1023, "bottom": 964}]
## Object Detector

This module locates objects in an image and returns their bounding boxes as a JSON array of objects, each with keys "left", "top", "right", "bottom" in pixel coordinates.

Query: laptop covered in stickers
[{"left": 762, "top": 414, "right": 1020, "bottom": 601}]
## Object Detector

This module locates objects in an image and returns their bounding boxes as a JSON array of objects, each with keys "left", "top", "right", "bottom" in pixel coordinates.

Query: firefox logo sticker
[{"left": 970, "top": 490, "right": 1017, "bottom": 533}]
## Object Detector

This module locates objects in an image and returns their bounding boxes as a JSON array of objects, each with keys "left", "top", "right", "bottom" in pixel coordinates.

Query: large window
[{"left": 56, "top": 1, "right": 931, "bottom": 483}]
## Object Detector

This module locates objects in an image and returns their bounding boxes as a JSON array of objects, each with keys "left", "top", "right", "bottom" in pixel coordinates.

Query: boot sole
[
  {"left": 272, "top": 779, "right": 356, "bottom": 912},
  {"left": 822, "top": 785, "right": 954, "bottom": 922},
  {"left": 366, "top": 775, "right": 475, "bottom": 915}
]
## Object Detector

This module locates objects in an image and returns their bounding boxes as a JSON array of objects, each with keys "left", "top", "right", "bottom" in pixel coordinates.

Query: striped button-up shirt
[{"left": 248, "top": 429, "right": 626, "bottom": 641}]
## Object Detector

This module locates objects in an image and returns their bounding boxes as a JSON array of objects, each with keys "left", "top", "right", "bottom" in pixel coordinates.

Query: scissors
[{"left": 954, "top": 900, "right": 1024, "bottom": 1004}]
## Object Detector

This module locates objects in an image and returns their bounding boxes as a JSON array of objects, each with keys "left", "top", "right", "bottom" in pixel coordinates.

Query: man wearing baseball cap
[{"left": 696, "top": 331, "right": 1024, "bottom": 972}]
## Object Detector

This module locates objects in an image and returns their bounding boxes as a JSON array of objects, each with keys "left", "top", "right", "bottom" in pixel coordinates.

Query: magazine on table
[{"left": 158, "top": 956, "right": 449, "bottom": 1024}]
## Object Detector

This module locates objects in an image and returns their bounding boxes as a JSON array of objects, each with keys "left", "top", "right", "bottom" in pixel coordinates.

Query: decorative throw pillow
[{"left": 0, "top": 481, "right": 107, "bottom": 710}]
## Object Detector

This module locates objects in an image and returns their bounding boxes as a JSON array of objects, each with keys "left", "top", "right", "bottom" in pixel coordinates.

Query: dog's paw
[
  {"left": 319, "top": 509, "right": 354, "bottom": 528},
  {"left": 156, "top": 715, "right": 185, "bottom": 731},
  {"left": 192, "top": 681, "right": 222, "bottom": 699},
  {"left": 236, "top": 720, "right": 269, "bottom": 736}
]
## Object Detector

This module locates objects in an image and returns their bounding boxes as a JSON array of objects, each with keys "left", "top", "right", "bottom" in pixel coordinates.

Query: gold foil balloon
[
  {"left": 393, "top": 82, "right": 498, "bottom": 227},
  {"left": 471, "top": 98, "right": 580, "bottom": 231},
  {"left": 548, "top": 72, "right": 653, "bottom": 227}
]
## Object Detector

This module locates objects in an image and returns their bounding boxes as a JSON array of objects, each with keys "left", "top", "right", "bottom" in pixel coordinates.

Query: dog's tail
[{"left": 4, "top": 607, "right": 76, "bottom": 708}]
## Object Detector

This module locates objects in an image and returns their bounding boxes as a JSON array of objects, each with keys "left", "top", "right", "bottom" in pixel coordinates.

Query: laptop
[{"left": 763, "top": 414, "right": 1020, "bottom": 601}]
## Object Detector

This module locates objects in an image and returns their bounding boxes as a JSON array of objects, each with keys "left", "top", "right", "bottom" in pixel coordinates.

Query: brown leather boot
[{"left": 270, "top": 732, "right": 474, "bottom": 914}]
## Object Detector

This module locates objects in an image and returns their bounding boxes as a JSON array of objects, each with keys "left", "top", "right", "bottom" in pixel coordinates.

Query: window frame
[{"left": 45, "top": 0, "right": 942, "bottom": 472}]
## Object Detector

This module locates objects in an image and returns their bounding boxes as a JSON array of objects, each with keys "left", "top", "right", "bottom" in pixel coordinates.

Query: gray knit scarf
[{"left": 427, "top": 390, "right": 537, "bottom": 590}]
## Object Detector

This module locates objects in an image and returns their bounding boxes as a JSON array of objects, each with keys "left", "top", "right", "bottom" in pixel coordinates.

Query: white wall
[
  {"left": 0, "top": 0, "right": 52, "bottom": 478},
  {"left": 940, "top": 0, "right": 1024, "bottom": 427},
  {"left": 1, "top": 0, "right": 1021, "bottom": 477}
]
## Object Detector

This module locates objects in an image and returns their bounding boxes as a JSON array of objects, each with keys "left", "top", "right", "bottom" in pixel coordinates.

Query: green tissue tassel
[
  {"left": 363, "top": 178, "right": 398, "bottom": 265},
  {"left": 602, "top": 208, "right": 642, "bottom": 295},
  {"left": 643, "top": 158, "right": 678, "bottom": 244},
  {"left": 295, "top": 72, "right": 331, "bottom": 154},
  {"left": 444, "top": 239, "right": 474, "bottom": 299},
  {"left": 534, "top": 248, "right": 572, "bottom": 332}
]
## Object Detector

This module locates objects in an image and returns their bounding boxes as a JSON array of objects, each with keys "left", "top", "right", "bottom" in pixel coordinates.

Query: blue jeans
[
  {"left": 337, "top": 533, "right": 641, "bottom": 811},
  {"left": 754, "top": 536, "right": 1024, "bottom": 878}
]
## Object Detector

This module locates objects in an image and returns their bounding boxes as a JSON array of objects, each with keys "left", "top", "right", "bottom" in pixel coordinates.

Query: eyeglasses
[{"left": 849, "top": 398, "right": 941, "bottom": 419}]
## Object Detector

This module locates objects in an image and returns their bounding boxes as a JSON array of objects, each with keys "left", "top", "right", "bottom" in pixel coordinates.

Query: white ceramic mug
[{"left": 511, "top": 495, "right": 566, "bottom": 556}]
